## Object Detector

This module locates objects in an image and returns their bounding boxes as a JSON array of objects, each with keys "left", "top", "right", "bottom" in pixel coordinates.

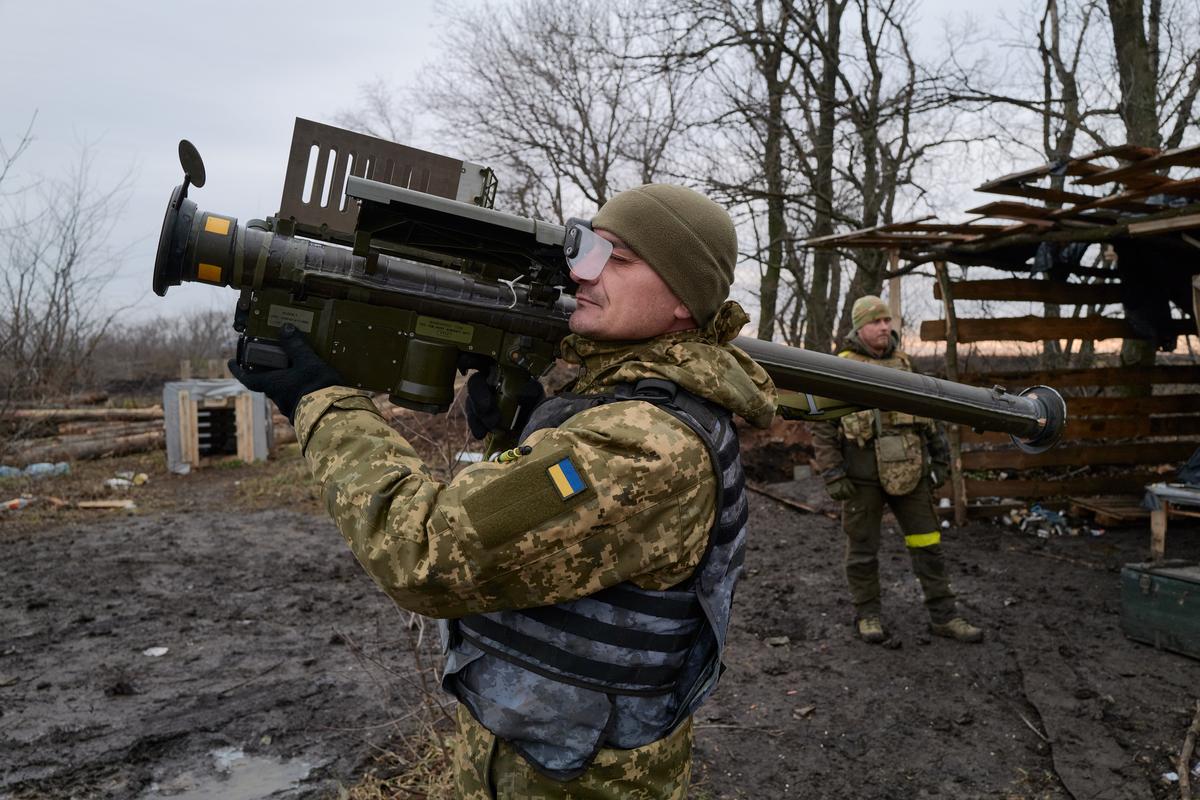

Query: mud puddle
[{"left": 140, "top": 747, "right": 312, "bottom": 800}]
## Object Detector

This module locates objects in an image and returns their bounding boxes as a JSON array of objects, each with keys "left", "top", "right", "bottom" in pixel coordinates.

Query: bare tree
[
  {"left": 667, "top": 0, "right": 966, "bottom": 349},
  {"left": 414, "top": 0, "right": 699, "bottom": 220},
  {"left": 332, "top": 77, "right": 413, "bottom": 144},
  {"left": 0, "top": 134, "right": 130, "bottom": 410}
]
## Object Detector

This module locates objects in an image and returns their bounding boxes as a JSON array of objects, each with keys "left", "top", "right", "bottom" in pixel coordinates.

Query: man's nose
[{"left": 570, "top": 268, "right": 596, "bottom": 285}]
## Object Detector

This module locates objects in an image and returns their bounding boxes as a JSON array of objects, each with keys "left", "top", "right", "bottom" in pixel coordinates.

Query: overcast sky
[{"left": 1, "top": 0, "right": 1012, "bottom": 325}]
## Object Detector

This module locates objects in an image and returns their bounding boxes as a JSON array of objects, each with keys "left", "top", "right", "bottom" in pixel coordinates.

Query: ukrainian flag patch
[{"left": 547, "top": 457, "right": 587, "bottom": 500}]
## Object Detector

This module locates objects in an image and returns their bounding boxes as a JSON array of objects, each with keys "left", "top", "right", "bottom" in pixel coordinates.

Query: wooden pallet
[{"left": 1068, "top": 496, "right": 1150, "bottom": 526}]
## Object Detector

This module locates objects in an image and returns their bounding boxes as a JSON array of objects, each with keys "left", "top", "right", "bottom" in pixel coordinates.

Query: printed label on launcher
[
  {"left": 267, "top": 305, "right": 315, "bottom": 332},
  {"left": 415, "top": 316, "right": 474, "bottom": 345}
]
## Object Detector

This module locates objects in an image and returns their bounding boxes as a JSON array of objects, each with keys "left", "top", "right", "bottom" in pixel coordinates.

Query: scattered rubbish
[
  {"left": 0, "top": 675, "right": 19, "bottom": 687},
  {"left": 142, "top": 646, "right": 169, "bottom": 657},
  {"left": 1001, "top": 503, "right": 1088, "bottom": 538},
  {"left": 765, "top": 636, "right": 790, "bottom": 647},
  {"left": 793, "top": 705, "right": 816, "bottom": 719},
  {"left": 0, "top": 462, "right": 70, "bottom": 478},
  {"left": 938, "top": 497, "right": 951, "bottom": 508},
  {"left": 1003, "top": 597, "right": 1018, "bottom": 607},
  {"left": 1162, "top": 771, "right": 1178, "bottom": 783},
  {"left": 940, "top": 520, "right": 950, "bottom": 529},
  {"left": 3, "top": 497, "right": 34, "bottom": 511},
  {"left": 24, "top": 462, "right": 70, "bottom": 478},
  {"left": 785, "top": 689, "right": 798, "bottom": 696},
  {"left": 106, "top": 472, "right": 150, "bottom": 491},
  {"left": 78, "top": 499, "right": 136, "bottom": 510}
]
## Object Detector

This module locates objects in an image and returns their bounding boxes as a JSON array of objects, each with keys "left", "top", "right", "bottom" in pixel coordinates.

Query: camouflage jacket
[
  {"left": 810, "top": 329, "right": 949, "bottom": 482},
  {"left": 292, "top": 301, "right": 776, "bottom": 619}
]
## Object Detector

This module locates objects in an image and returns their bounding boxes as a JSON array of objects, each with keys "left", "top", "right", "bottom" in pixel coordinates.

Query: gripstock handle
[{"left": 236, "top": 336, "right": 289, "bottom": 372}]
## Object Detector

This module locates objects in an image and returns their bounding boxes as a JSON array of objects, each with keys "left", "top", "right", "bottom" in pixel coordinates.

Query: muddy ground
[{"left": 2, "top": 444, "right": 1198, "bottom": 799}]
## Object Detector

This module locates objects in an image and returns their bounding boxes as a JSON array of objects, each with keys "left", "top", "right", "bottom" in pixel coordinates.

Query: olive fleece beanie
[
  {"left": 851, "top": 295, "right": 892, "bottom": 332},
  {"left": 591, "top": 184, "right": 736, "bottom": 325}
]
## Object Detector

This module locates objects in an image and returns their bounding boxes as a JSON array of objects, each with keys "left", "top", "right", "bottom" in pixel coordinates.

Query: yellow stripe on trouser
[{"left": 905, "top": 531, "right": 941, "bottom": 548}]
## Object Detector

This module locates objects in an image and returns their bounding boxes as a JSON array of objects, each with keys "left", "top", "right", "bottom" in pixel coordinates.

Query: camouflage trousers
[
  {"left": 451, "top": 704, "right": 693, "bottom": 799},
  {"left": 841, "top": 475, "right": 957, "bottom": 624}
]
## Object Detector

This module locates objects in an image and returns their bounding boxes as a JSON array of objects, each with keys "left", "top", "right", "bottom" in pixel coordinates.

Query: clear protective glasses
[{"left": 563, "top": 218, "right": 613, "bottom": 281}]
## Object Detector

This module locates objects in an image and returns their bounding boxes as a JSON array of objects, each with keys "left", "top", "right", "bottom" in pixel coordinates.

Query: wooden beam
[
  {"left": 961, "top": 414, "right": 1200, "bottom": 444},
  {"left": 933, "top": 278, "right": 1123, "bottom": 305},
  {"left": 963, "top": 472, "right": 1164, "bottom": 498},
  {"left": 965, "top": 201, "right": 1058, "bottom": 221},
  {"left": 1, "top": 407, "right": 165, "bottom": 422},
  {"left": 1073, "top": 143, "right": 1200, "bottom": 186},
  {"left": 957, "top": 364, "right": 1200, "bottom": 388},
  {"left": 1073, "top": 143, "right": 1161, "bottom": 162},
  {"left": 1128, "top": 211, "right": 1200, "bottom": 236},
  {"left": 934, "top": 261, "right": 968, "bottom": 527},
  {"left": 961, "top": 440, "right": 1197, "bottom": 470},
  {"left": 882, "top": 222, "right": 1010, "bottom": 234},
  {"left": 12, "top": 431, "right": 165, "bottom": 466},
  {"left": 919, "top": 315, "right": 1195, "bottom": 343},
  {"left": 944, "top": 200, "right": 1200, "bottom": 255},
  {"left": 979, "top": 183, "right": 1159, "bottom": 213},
  {"left": 1067, "top": 394, "right": 1200, "bottom": 416}
]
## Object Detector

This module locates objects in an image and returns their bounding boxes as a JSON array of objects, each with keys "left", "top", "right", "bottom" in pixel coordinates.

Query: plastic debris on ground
[
  {"left": 0, "top": 462, "right": 70, "bottom": 479},
  {"left": 105, "top": 472, "right": 150, "bottom": 491},
  {"left": 142, "top": 646, "right": 169, "bottom": 657},
  {"left": 1000, "top": 503, "right": 1098, "bottom": 538},
  {"left": 3, "top": 497, "right": 35, "bottom": 512}
]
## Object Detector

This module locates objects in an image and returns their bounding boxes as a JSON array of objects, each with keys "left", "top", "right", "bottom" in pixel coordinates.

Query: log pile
[{"left": 0, "top": 406, "right": 166, "bottom": 466}]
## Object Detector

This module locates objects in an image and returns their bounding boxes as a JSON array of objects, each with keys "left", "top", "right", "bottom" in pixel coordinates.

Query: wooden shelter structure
[{"left": 803, "top": 143, "right": 1200, "bottom": 521}]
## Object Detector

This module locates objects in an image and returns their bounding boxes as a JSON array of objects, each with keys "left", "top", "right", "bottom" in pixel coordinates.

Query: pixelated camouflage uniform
[
  {"left": 810, "top": 329, "right": 957, "bottom": 623},
  {"left": 293, "top": 301, "right": 776, "bottom": 798}
]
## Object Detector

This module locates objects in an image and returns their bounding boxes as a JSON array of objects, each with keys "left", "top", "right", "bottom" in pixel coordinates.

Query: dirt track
[{"left": 1, "top": 460, "right": 1197, "bottom": 799}]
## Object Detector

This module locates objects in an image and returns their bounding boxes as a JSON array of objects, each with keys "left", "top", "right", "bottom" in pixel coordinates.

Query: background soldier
[
  {"left": 811, "top": 295, "right": 983, "bottom": 645},
  {"left": 230, "top": 185, "right": 777, "bottom": 798}
]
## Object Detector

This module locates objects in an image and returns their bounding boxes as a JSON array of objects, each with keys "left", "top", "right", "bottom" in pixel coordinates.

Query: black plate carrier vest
[{"left": 440, "top": 379, "right": 749, "bottom": 780}]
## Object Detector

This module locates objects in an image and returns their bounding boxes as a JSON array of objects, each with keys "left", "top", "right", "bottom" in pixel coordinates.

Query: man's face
[
  {"left": 568, "top": 229, "right": 694, "bottom": 340},
  {"left": 858, "top": 316, "right": 893, "bottom": 355}
]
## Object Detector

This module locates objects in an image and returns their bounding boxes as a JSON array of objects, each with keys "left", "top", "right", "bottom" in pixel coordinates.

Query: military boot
[
  {"left": 930, "top": 617, "right": 984, "bottom": 643},
  {"left": 856, "top": 616, "right": 887, "bottom": 644}
]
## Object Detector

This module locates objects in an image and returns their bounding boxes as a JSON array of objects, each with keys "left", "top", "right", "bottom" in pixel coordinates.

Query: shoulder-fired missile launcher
[{"left": 153, "top": 119, "right": 1065, "bottom": 453}]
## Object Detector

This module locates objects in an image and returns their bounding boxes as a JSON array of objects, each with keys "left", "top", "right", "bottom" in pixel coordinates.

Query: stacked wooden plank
[
  {"left": 927, "top": 276, "right": 1200, "bottom": 504},
  {"left": 0, "top": 407, "right": 165, "bottom": 466}
]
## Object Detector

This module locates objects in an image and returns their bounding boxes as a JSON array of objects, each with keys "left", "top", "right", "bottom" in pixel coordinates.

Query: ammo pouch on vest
[{"left": 875, "top": 430, "right": 924, "bottom": 495}]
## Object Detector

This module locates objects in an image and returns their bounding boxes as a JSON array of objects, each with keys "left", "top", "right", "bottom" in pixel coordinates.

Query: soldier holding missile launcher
[{"left": 231, "top": 183, "right": 775, "bottom": 798}]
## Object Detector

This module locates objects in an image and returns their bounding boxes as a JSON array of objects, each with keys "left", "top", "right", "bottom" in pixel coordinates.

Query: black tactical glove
[
  {"left": 228, "top": 325, "right": 342, "bottom": 423},
  {"left": 825, "top": 475, "right": 858, "bottom": 502},
  {"left": 930, "top": 460, "right": 950, "bottom": 489},
  {"left": 465, "top": 370, "right": 545, "bottom": 441}
]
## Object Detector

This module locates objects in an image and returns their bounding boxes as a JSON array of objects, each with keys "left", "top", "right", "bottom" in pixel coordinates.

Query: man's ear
[{"left": 673, "top": 301, "right": 694, "bottom": 322}]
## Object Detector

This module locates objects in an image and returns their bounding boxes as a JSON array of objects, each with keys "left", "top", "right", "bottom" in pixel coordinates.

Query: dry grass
[
  {"left": 232, "top": 443, "right": 324, "bottom": 513},
  {"left": 337, "top": 613, "right": 459, "bottom": 800}
]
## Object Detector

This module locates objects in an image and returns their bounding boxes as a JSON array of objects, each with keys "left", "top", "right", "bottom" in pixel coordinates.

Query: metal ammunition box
[{"left": 1120, "top": 561, "right": 1200, "bottom": 661}]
